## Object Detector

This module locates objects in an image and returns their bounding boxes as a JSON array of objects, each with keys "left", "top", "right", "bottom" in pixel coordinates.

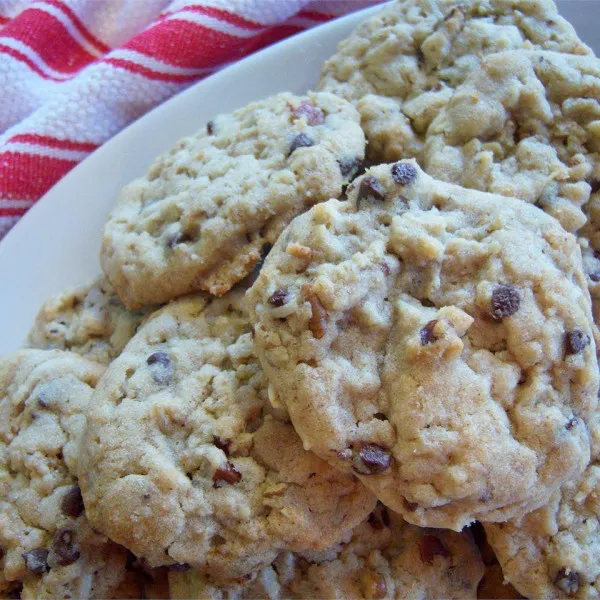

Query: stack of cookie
[{"left": 2, "top": 0, "right": 600, "bottom": 598}]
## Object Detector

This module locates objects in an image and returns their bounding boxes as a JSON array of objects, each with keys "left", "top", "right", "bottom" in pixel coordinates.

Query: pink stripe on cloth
[{"left": 0, "top": 0, "right": 381, "bottom": 240}]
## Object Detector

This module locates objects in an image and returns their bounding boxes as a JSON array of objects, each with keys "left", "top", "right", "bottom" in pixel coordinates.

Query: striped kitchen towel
[{"left": 0, "top": 0, "right": 380, "bottom": 239}]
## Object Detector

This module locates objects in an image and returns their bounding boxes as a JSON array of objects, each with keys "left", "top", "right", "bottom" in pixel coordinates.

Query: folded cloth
[{"left": 0, "top": 0, "right": 379, "bottom": 239}]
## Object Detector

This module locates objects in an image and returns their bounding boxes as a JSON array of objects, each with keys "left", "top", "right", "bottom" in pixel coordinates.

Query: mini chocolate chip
[
  {"left": 213, "top": 436, "right": 231, "bottom": 456},
  {"left": 338, "top": 157, "right": 364, "bottom": 179},
  {"left": 490, "top": 285, "right": 520, "bottom": 321},
  {"left": 554, "top": 569, "right": 580, "bottom": 595},
  {"left": 147, "top": 352, "right": 173, "bottom": 384},
  {"left": 61, "top": 485, "right": 84, "bottom": 518},
  {"left": 565, "top": 417, "right": 578, "bottom": 430},
  {"left": 268, "top": 289, "right": 289, "bottom": 307},
  {"left": 403, "top": 498, "right": 419, "bottom": 512},
  {"left": 566, "top": 330, "right": 590, "bottom": 355},
  {"left": 288, "top": 133, "right": 314, "bottom": 156},
  {"left": 419, "top": 535, "right": 450, "bottom": 564},
  {"left": 352, "top": 443, "right": 391, "bottom": 475},
  {"left": 420, "top": 320, "right": 439, "bottom": 345},
  {"left": 213, "top": 462, "right": 242, "bottom": 488},
  {"left": 206, "top": 121, "right": 214, "bottom": 135},
  {"left": 391, "top": 162, "right": 417, "bottom": 185},
  {"left": 169, "top": 562, "right": 191, "bottom": 572},
  {"left": 357, "top": 176, "right": 386, "bottom": 206},
  {"left": 22, "top": 549, "right": 49, "bottom": 574},
  {"left": 292, "top": 102, "right": 324, "bottom": 125},
  {"left": 167, "top": 232, "right": 191, "bottom": 248},
  {"left": 52, "top": 529, "right": 80, "bottom": 566}
]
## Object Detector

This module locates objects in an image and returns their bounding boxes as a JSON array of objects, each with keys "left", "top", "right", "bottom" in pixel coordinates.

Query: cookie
[
  {"left": 0, "top": 350, "right": 128, "bottom": 599},
  {"left": 247, "top": 161, "right": 599, "bottom": 531},
  {"left": 483, "top": 416, "right": 600, "bottom": 599},
  {"left": 423, "top": 50, "right": 600, "bottom": 233},
  {"left": 101, "top": 92, "right": 365, "bottom": 308},
  {"left": 27, "top": 276, "right": 150, "bottom": 365},
  {"left": 318, "top": 0, "right": 591, "bottom": 164},
  {"left": 169, "top": 504, "right": 484, "bottom": 599},
  {"left": 78, "top": 291, "right": 375, "bottom": 582}
]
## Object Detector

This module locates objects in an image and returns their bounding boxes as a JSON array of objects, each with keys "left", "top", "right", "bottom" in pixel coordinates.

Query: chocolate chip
[
  {"left": 420, "top": 320, "right": 438, "bottom": 345},
  {"left": 292, "top": 102, "right": 324, "bottom": 125},
  {"left": 419, "top": 535, "right": 450, "bottom": 564},
  {"left": 338, "top": 157, "right": 364, "bottom": 179},
  {"left": 213, "top": 436, "right": 231, "bottom": 456},
  {"left": 554, "top": 569, "right": 580, "bottom": 595},
  {"left": 147, "top": 352, "right": 173, "bottom": 384},
  {"left": 490, "top": 285, "right": 520, "bottom": 322},
  {"left": 61, "top": 485, "right": 84, "bottom": 518},
  {"left": 169, "top": 562, "right": 191, "bottom": 572},
  {"left": 22, "top": 549, "right": 49, "bottom": 574},
  {"left": 167, "top": 232, "right": 191, "bottom": 248},
  {"left": 302, "top": 285, "right": 328, "bottom": 339},
  {"left": 368, "top": 504, "right": 390, "bottom": 530},
  {"left": 391, "top": 162, "right": 417, "bottom": 185},
  {"left": 352, "top": 443, "right": 391, "bottom": 475},
  {"left": 566, "top": 330, "right": 590, "bottom": 355},
  {"left": 206, "top": 121, "right": 214, "bottom": 135},
  {"left": 565, "top": 417, "right": 578, "bottom": 430},
  {"left": 403, "top": 498, "right": 419, "bottom": 512},
  {"left": 357, "top": 176, "right": 386, "bottom": 206},
  {"left": 288, "top": 133, "right": 314, "bottom": 156},
  {"left": 268, "top": 289, "right": 289, "bottom": 307},
  {"left": 52, "top": 529, "right": 80, "bottom": 566},
  {"left": 213, "top": 462, "right": 242, "bottom": 488}
]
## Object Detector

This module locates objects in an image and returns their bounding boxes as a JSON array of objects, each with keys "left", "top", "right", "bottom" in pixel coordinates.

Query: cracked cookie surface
[
  {"left": 317, "top": 0, "right": 591, "bottom": 164},
  {"left": 78, "top": 291, "right": 375, "bottom": 582},
  {"left": 247, "top": 161, "right": 598, "bottom": 531},
  {"left": 424, "top": 50, "right": 600, "bottom": 233},
  {"left": 169, "top": 504, "right": 484, "bottom": 599},
  {"left": 27, "top": 276, "right": 150, "bottom": 365},
  {"left": 101, "top": 92, "right": 365, "bottom": 308},
  {"left": 0, "top": 350, "right": 128, "bottom": 600}
]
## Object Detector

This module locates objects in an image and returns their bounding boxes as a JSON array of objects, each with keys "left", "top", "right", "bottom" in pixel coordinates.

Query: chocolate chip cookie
[
  {"left": 317, "top": 0, "right": 591, "bottom": 164},
  {"left": 484, "top": 415, "right": 600, "bottom": 599},
  {"left": 101, "top": 92, "right": 365, "bottom": 308},
  {"left": 169, "top": 504, "right": 484, "bottom": 599},
  {"left": 247, "top": 161, "right": 598, "bottom": 531},
  {"left": 424, "top": 50, "right": 600, "bottom": 233},
  {"left": 0, "top": 350, "right": 128, "bottom": 599},
  {"left": 78, "top": 291, "right": 375, "bottom": 582},
  {"left": 27, "top": 276, "right": 150, "bottom": 365}
]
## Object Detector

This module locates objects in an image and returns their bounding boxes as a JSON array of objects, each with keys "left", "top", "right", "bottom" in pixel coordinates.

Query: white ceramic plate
[{"left": 0, "top": 1, "right": 596, "bottom": 355}]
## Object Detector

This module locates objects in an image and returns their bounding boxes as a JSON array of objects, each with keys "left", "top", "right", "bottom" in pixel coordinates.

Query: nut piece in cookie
[
  {"left": 101, "top": 91, "right": 365, "bottom": 308},
  {"left": 169, "top": 505, "right": 485, "bottom": 599},
  {"left": 0, "top": 350, "right": 129, "bottom": 599},
  {"left": 78, "top": 291, "right": 375, "bottom": 582},
  {"left": 247, "top": 160, "right": 598, "bottom": 531}
]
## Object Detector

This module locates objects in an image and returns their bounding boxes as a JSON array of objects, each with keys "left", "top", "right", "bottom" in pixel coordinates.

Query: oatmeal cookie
[
  {"left": 27, "top": 276, "right": 150, "bottom": 365},
  {"left": 247, "top": 161, "right": 598, "bottom": 530},
  {"left": 78, "top": 291, "right": 375, "bottom": 582},
  {"left": 101, "top": 92, "right": 365, "bottom": 308},
  {"left": 169, "top": 504, "right": 484, "bottom": 599},
  {"left": 424, "top": 50, "right": 600, "bottom": 233},
  {"left": 0, "top": 350, "right": 127, "bottom": 599},
  {"left": 318, "top": 0, "right": 591, "bottom": 164}
]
